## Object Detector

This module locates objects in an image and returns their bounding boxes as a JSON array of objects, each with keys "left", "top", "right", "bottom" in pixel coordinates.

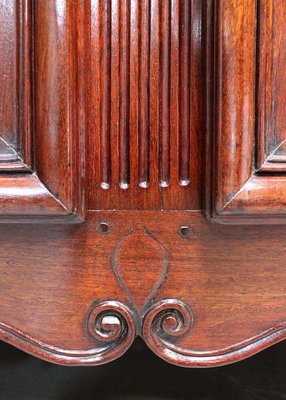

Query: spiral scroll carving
[
  {"left": 87, "top": 301, "right": 136, "bottom": 364},
  {"left": 142, "top": 299, "right": 193, "bottom": 365}
]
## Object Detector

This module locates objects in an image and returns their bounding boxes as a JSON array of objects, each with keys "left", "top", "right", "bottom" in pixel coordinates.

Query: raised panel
[
  {"left": 207, "top": 0, "right": 286, "bottom": 224},
  {"left": 0, "top": 0, "right": 32, "bottom": 170},
  {"left": 0, "top": 0, "right": 17, "bottom": 146},
  {"left": 257, "top": 0, "right": 286, "bottom": 170},
  {"left": 0, "top": 0, "right": 85, "bottom": 222}
]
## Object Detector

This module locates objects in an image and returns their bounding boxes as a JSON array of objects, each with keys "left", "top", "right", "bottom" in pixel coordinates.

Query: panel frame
[
  {"left": 206, "top": 0, "right": 286, "bottom": 224},
  {"left": 0, "top": 0, "right": 86, "bottom": 223},
  {"left": 0, "top": 0, "right": 32, "bottom": 170},
  {"left": 256, "top": 0, "right": 286, "bottom": 171}
]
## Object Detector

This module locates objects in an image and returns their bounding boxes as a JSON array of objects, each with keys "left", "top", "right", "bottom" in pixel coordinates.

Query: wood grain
[
  {"left": 0, "top": 212, "right": 286, "bottom": 366},
  {"left": 0, "top": 0, "right": 17, "bottom": 147},
  {"left": 0, "top": 0, "right": 286, "bottom": 370},
  {"left": 87, "top": 0, "right": 202, "bottom": 210},
  {"left": 257, "top": 0, "right": 286, "bottom": 170},
  {"left": 214, "top": 0, "right": 256, "bottom": 212},
  {"left": 207, "top": 0, "right": 286, "bottom": 223},
  {"left": 0, "top": 0, "right": 32, "bottom": 168},
  {"left": 0, "top": 0, "right": 85, "bottom": 222}
]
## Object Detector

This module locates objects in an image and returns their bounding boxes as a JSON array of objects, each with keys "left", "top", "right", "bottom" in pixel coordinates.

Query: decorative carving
[
  {"left": 87, "top": 301, "right": 136, "bottom": 364},
  {"left": 87, "top": 0, "right": 197, "bottom": 212},
  {"left": 88, "top": 301, "right": 135, "bottom": 342},
  {"left": 143, "top": 299, "right": 192, "bottom": 339},
  {"left": 142, "top": 300, "right": 286, "bottom": 368},
  {"left": 142, "top": 299, "right": 193, "bottom": 365},
  {"left": 1, "top": 304, "right": 286, "bottom": 367},
  {"left": 91, "top": 0, "right": 191, "bottom": 191},
  {"left": 0, "top": 301, "right": 136, "bottom": 366},
  {"left": 112, "top": 228, "right": 169, "bottom": 310}
]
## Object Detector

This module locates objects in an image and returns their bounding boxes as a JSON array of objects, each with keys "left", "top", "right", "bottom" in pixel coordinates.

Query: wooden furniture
[{"left": 0, "top": 0, "right": 286, "bottom": 368}]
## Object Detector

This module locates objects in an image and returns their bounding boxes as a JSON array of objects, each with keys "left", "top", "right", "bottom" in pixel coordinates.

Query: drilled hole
[
  {"left": 178, "top": 225, "right": 194, "bottom": 239},
  {"left": 98, "top": 222, "right": 110, "bottom": 234}
]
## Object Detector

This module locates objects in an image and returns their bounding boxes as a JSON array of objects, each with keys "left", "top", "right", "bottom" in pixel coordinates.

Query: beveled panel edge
[
  {"left": 0, "top": 0, "right": 33, "bottom": 168},
  {"left": 205, "top": 0, "right": 286, "bottom": 224},
  {"left": 0, "top": 174, "right": 83, "bottom": 223},
  {"left": 0, "top": 0, "right": 85, "bottom": 223}
]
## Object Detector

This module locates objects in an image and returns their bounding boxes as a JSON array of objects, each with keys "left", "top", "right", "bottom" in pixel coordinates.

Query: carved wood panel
[
  {"left": 1, "top": 212, "right": 286, "bottom": 367},
  {"left": 0, "top": 0, "right": 286, "bottom": 371},
  {"left": 86, "top": 0, "right": 202, "bottom": 210}
]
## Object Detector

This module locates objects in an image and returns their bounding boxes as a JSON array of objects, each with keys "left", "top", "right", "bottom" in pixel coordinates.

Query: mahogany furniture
[{"left": 0, "top": 0, "right": 286, "bottom": 368}]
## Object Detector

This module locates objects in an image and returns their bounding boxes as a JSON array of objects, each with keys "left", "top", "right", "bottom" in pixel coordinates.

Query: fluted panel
[
  {"left": 138, "top": 0, "right": 150, "bottom": 188},
  {"left": 178, "top": 0, "right": 191, "bottom": 186},
  {"left": 159, "top": 0, "right": 171, "bottom": 188},
  {"left": 87, "top": 0, "right": 202, "bottom": 210},
  {"left": 100, "top": 0, "right": 111, "bottom": 189}
]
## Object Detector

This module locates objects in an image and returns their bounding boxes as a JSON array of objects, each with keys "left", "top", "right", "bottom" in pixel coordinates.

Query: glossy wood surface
[
  {"left": 0, "top": 0, "right": 85, "bottom": 222},
  {"left": 1, "top": 212, "right": 286, "bottom": 367},
  {"left": 0, "top": 0, "right": 32, "bottom": 168},
  {"left": 208, "top": 0, "right": 286, "bottom": 223},
  {"left": 87, "top": 0, "right": 202, "bottom": 210},
  {"left": 257, "top": 0, "right": 286, "bottom": 170},
  {"left": 0, "top": 0, "right": 286, "bottom": 369},
  {"left": 0, "top": 0, "right": 17, "bottom": 147}
]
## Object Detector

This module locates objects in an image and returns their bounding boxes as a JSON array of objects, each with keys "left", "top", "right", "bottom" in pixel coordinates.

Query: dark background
[{"left": 0, "top": 338, "right": 285, "bottom": 399}]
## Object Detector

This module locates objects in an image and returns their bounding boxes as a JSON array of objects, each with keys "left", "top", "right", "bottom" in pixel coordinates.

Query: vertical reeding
[
  {"left": 159, "top": 0, "right": 171, "bottom": 188},
  {"left": 100, "top": 0, "right": 111, "bottom": 189},
  {"left": 119, "top": 0, "right": 131, "bottom": 189},
  {"left": 138, "top": 0, "right": 150, "bottom": 188},
  {"left": 179, "top": 0, "right": 191, "bottom": 186}
]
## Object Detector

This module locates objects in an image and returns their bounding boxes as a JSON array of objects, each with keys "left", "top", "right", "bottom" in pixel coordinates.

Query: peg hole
[
  {"left": 178, "top": 225, "right": 194, "bottom": 240},
  {"left": 98, "top": 222, "right": 110, "bottom": 234}
]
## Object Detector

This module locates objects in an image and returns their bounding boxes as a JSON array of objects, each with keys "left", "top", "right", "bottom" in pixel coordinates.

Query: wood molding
[
  {"left": 1, "top": 297, "right": 286, "bottom": 367},
  {"left": 143, "top": 308, "right": 286, "bottom": 367},
  {"left": 207, "top": 0, "right": 286, "bottom": 224},
  {"left": 0, "top": 211, "right": 286, "bottom": 367},
  {"left": 0, "top": 0, "right": 85, "bottom": 223},
  {"left": 0, "top": 301, "right": 136, "bottom": 366},
  {"left": 256, "top": 0, "right": 286, "bottom": 171},
  {"left": 0, "top": 0, "right": 32, "bottom": 170}
]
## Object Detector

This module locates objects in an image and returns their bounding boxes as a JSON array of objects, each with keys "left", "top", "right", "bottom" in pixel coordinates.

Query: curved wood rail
[
  {"left": 0, "top": 301, "right": 136, "bottom": 366},
  {"left": 142, "top": 300, "right": 286, "bottom": 368},
  {"left": 1, "top": 307, "right": 286, "bottom": 367}
]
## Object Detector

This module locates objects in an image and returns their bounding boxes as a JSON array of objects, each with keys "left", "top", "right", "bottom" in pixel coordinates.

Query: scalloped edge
[
  {"left": 1, "top": 321, "right": 286, "bottom": 367},
  {"left": 143, "top": 324, "right": 286, "bottom": 368},
  {"left": 0, "top": 319, "right": 136, "bottom": 367}
]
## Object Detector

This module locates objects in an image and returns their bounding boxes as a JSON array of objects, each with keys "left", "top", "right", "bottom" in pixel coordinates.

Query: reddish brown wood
[
  {"left": 87, "top": 0, "right": 202, "bottom": 210},
  {"left": 0, "top": 0, "right": 32, "bottom": 169},
  {"left": 0, "top": 0, "right": 286, "bottom": 371},
  {"left": 0, "top": 0, "right": 85, "bottom": 222},
  {"left": 257, "top": 0, "right": 286, "bottom": 170},
  {"left": 34, "top": 0, "right": 85, "bottom": 216},
  {"left": 0, "top": 212, "right": 286, "bottom": 366},
  {"left": 138, "top": 0, "right": 150, "bottom": 188},
  {"left": 207, "top": 0, "right": 286, "bottom": 223},
  {"left": 0, "top": 0, "right": 18, "bottom": 147},
  {"left": 0, "top": 174, "right": 76, "bottom": 222}
]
